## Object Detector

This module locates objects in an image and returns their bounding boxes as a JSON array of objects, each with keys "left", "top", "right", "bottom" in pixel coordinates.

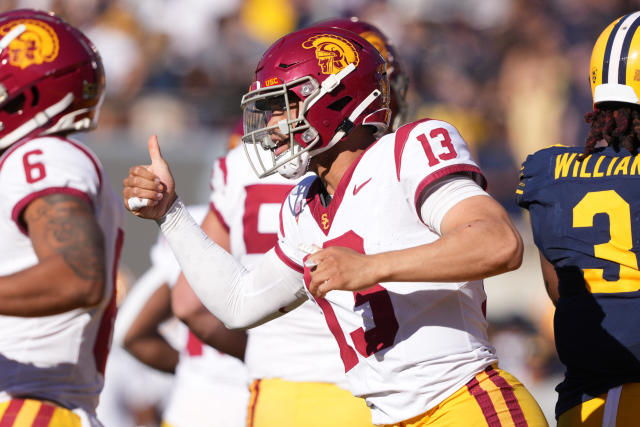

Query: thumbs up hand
[{"left": 122, "top": 135, "right": 177, "bottom": 219}]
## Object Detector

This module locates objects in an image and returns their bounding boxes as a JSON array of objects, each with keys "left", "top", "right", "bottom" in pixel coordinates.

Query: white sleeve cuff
[{"left": 419, "top": 176, "right": 489, "bottom": 235}]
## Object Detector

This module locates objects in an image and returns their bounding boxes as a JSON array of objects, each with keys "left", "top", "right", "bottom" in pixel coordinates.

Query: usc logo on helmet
[
  {"left": 302, "top": 34, "right": 359, "bottom": 75},
  {"left": 0, "top": 19, "right": 59, "bottom": 69}
]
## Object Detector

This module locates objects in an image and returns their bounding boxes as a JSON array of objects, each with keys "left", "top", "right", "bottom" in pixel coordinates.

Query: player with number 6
[{"left": 0, "top": 9, "right": 124, "bottom": 426}]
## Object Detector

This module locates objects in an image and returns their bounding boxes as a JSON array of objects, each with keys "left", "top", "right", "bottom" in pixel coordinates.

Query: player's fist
[{"left": 122, "top": 135, "right": 177, "bottom": 219}]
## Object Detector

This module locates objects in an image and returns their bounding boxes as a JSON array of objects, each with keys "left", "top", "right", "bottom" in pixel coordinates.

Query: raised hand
[{"left": 122, "top": 135, "right": 177, "bottom": 219}]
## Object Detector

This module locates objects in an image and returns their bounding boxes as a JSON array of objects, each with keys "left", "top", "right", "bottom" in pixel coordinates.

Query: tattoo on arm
[{"left": 24, "top": 194, "right": 105, "bottom": 281}]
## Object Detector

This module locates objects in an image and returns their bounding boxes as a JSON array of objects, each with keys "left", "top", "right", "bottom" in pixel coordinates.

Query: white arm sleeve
[
  {"left": 420, "top": 175, "right": 490, "bottom": 235},
  {"left": 157, "top": 197, "right": 307, "bottom": 329}
]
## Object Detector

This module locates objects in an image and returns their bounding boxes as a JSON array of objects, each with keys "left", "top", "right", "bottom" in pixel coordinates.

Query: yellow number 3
[{"left": 573, "top": 190, "right": 640, "bottom": 293}]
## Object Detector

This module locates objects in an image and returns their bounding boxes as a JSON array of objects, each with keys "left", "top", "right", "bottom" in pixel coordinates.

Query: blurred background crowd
[{"left": 3, "top": 0, "right": 638, "bottom": 424}]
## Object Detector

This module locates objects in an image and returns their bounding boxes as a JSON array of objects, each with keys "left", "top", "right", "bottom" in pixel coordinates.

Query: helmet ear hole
[
  {"left": 327, "top": 96, "right": 352, "bottom": 111},
  {"left": 2, "top": 93, "right": 25, "bottom": 114},
  {"left": 30, "top": 87, "right": 39, "bottom": 107}
]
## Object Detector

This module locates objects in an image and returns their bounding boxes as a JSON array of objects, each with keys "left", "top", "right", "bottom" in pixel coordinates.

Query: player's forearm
[
  {"left": 0, "top": 255, "right": 106, "bottom": 316},
  {"left": 183, "top": 309, "right": 247, "bottom": 360},
  {"left": 375, "top": 216, "right": 522, "bottom": 283},
  {"left": 158, "top": 197, "right": 305, "bottom": 329},
  {"left": 172, "top": 277, "right": 247, "bottom": 359},
  {"left": 124, "top": 332, "right": 179, "bottom": 373}
]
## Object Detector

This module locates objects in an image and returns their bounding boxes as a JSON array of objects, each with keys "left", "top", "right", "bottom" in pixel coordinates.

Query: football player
[
  {"left": 171, "top": 19, "right": 406, "bottom": 427},
  {"left": 123, "top": 26, "right": 547, "bottom": 426},
  {"left": 0, "top": 9, "right": 124, "bottom": 426},
  {"left": 517, "top": 11, "right": 640, "bottom": 427}
]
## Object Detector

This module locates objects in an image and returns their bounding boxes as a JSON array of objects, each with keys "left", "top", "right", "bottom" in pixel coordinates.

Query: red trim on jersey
[
  {"left": 94, "top": 228, "right": 124, "bottom": 375},
  {"left": 0, "top": 399, "right": 24, "bottom": 426},
  {"left": 413, "top": 164, "right": 486, "bottom": 224},
  {"left": 394, "top": 119, "right": 432, "bottom": 181},
  {"left": 486, "top": 366, "right": 528, "bottom": 426},
  {"left": 466, "top": 376, "right": 501, "bottom": 427},
  {"left": 209, "top": 202, "right": 230, "bottom": 233},
  {"left": 274, "top": 243, "right": 304, "bottom": 273},
  {"left": 247, "top": 379, "right": 261, "bottom": 427},
  {"left": 11, "top": 187, "right": 93, "bottom": 236},
  {"left": 31, "top": 402, "right": 56, "bottom": 427}
]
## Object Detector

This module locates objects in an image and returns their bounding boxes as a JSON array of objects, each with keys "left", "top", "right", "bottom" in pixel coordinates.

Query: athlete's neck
[{"left": 311, "top": 126, "right": 376, "bottom": 195}]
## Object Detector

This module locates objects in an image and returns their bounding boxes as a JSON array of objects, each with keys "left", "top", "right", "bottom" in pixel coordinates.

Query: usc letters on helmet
[
  {"left": 591, "top": 11, "right": 640, "bottom": 105},
  {"left": 241, "top": 26, "right": 390, "bottom": 179},
  {"left": 0, "top": 9, "right": 105, "bottom": 150}
]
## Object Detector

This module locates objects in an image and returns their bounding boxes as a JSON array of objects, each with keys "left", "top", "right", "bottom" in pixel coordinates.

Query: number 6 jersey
[
  {"left": 275, "top": 119, "right": 498, "bottom": 425},
  {"left": 517, "top": 144, "right": 640, "bottom": 418},
  {"left": 0, "top": 136, "right": 124, "bottom": 423}
]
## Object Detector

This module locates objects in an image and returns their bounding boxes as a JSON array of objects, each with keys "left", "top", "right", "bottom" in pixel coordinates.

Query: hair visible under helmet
[{"left": 586, "top": 11, "right": 640, "bottom": 156}]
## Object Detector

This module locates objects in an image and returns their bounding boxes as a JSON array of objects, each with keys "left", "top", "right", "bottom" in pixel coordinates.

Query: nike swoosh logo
[{"left": 353, "top": 178, "right": 372, "bottom": 195}]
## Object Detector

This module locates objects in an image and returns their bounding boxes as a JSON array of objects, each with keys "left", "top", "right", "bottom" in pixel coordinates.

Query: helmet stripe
[
  {"left": 619, "top": 14, "right": 640, "bottom": 84},
  {"left": 602, "top": 13, "right": 630, "bottom": 84},
  {"left": 604, "top": 12, "right": 640, "bottom": 85}
]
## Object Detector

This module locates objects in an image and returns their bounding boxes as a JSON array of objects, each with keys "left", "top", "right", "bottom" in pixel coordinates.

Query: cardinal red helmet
[
  {"left": 0, "top": 9, "right": 105, "bottom": 150},
  {"left": 312, "top": 17, "right": 408, "bottom": 130},
  {"left": 241, "top": 26, "right": 389, "bottom": 178}
]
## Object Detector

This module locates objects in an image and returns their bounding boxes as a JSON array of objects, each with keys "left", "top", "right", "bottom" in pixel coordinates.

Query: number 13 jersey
[{"left": 275, "top": 119, "right": 498, "bottom": 425}]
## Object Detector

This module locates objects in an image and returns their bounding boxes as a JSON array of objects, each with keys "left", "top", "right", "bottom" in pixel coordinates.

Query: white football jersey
[
  {"left": 275, "top": 119, "right": 498, "bottom": 424},
  {"left": 0, "top": 136, "right": 124, "bottom": 420},
  {"left": 210, "top": 145, "right": 346, "bottom": 385}
]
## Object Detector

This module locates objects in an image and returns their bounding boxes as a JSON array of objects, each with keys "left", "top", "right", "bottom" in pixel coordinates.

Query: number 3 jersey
[
  {"left": 275, "top": 119, "right": 498, "bottom": 425},
  {"left": 0, "top": 136, "right": 124, "bottom": 419},
  {"left": 517, "top": 145, "right": 640, "bottom": 417}
]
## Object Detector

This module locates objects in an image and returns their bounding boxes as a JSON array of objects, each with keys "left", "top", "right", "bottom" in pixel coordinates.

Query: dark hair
[{"left": 583, "top": 102, "right": 640, "bottom": 157}]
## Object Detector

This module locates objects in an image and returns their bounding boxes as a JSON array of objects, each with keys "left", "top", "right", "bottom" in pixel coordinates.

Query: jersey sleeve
[
  {"left": 208, "top": 154, "right": 231, "bottom": 231},
  {"left": 0, "top": 137, "right": 101, "bottom": 233},
  {"left": 515, "top": 146, "right": 562, "bottom": 209},
  {"left": 150, "top": 204, "right": 210, "bottom": 287},
  {"left": 394, "top": 119, "right": 487, "bottom": 213}
]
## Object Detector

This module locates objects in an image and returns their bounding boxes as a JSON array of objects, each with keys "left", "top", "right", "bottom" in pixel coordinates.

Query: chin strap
[{"left": 0, "top": 93, "right": 74, "bottom": 149}]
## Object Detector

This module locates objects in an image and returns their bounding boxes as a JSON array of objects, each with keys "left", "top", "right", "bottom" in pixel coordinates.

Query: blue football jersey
[{"left": 517, "top": 145, "right": 640, "bottom": 418}]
